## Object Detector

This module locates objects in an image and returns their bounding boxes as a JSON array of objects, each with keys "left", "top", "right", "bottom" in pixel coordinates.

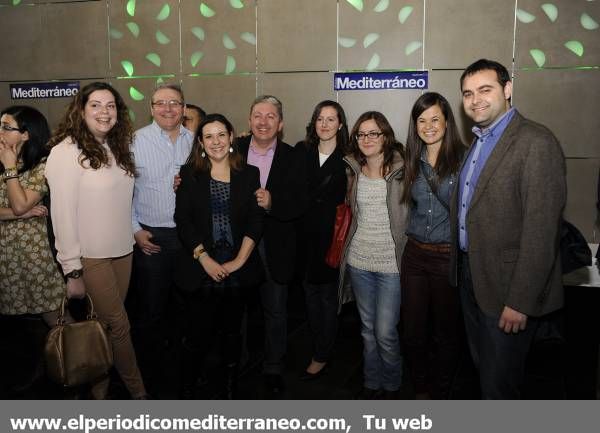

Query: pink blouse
[{"left": 45, "top": 137, "right": 134, "bottom": 275}]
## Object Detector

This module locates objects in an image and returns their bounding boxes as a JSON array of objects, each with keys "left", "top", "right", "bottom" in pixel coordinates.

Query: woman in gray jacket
[{"left": 338, "top": 111, "right": 408, "bottom": 399}]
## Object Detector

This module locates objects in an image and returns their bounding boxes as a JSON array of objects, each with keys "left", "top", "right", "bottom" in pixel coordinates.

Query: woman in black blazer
[
  {"left": 297, "top": 100, "right": 349, "bottom": 380},
  {"left": 174, "top": 113, "right": 264, "bottom": 399}
]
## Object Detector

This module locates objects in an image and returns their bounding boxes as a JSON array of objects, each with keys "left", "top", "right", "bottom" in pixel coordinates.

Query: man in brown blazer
[{"left": 450, "top": 59, "right": 566, "bottom": 399}]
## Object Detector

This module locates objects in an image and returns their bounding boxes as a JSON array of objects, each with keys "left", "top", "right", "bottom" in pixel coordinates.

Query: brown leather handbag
[
  {"left": 325, "top": 203, "right": 352, "bottom": 268},
  {"left": 45, "top": 295, "right": 113, "bottom": 387}
]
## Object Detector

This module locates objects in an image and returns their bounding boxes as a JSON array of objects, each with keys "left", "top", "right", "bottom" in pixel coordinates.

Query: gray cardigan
[{"left": 337, "top": 151, "right": 409, "bottom": 308}]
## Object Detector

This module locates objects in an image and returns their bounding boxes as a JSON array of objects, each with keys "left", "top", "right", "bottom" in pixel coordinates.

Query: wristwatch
[{"left": 65, "top": 269, "right": 84, "bottom": 279}]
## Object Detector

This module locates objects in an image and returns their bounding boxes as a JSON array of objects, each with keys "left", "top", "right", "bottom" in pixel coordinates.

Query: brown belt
[{"left": 408, "top": 237, "right": 451, "bottom": 254}]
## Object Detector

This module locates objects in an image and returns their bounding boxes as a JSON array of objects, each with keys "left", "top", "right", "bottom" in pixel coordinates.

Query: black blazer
[
  {"left": 236, "top": 136, "right": 308, "bottom": 283},
  {"left": 299, "top": 143, "right": 347, "bottom": 284},
  {"left": 173, "top": 163, "right": 265, "bottom": 292}
]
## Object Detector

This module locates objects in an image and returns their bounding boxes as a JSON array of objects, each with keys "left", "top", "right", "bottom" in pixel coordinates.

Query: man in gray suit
[{"left": 450, "top": 59, "right": 566, "bottom": 399}]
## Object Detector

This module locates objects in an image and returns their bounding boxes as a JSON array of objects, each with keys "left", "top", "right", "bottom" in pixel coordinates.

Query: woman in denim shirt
[{"left": 401, "top": 92, "right": 466, "bottom": 399}]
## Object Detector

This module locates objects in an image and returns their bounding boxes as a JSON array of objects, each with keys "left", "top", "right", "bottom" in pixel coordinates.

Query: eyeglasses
[
  {"left": 151, "top": 100, "right": 184, "bottom": 109},
  {"left": 356, "top": 131, "right": 384, "bottom": 141},
  {"left": 0, "top": 124, "right": 22, "bottom": 132}
]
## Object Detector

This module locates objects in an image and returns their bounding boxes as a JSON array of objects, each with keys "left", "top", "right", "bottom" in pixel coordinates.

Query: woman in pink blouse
[{"left": 45, "top": 82, "right": 147, "bottom": 399}]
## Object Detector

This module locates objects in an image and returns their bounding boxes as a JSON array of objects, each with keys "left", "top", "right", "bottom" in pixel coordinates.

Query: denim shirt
[{"left": 406, "top": 154, "right": 455, "bottom": 244}]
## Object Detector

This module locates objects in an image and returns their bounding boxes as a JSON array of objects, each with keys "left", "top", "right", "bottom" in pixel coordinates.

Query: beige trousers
[{"left": 82, "top": 253, "right": 146, "bottom": 398}]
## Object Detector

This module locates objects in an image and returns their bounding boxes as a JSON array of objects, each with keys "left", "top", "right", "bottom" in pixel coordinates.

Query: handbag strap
[
  {"left": 420, "top": 160, "right": 450, "bottom": 212},
  {"left": 56, "top": 294, "right": 98, "bottom": 325}
]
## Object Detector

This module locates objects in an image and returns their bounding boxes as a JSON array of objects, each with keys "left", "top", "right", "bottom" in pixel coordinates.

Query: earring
[
  {"left": 201, "top": 151, "right": 206, "bottom": 158},
  {"left": 229, "top": 147, "right": 233, "bottom": 153}
]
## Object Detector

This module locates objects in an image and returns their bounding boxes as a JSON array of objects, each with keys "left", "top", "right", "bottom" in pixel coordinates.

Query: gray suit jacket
[{"left": 449, "top": 111, "right": 566, "bottom": 317}]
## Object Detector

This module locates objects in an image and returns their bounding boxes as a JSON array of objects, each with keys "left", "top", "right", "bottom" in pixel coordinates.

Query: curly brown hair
[{"left": 48, "top": 82, "right": 135, "bottom": 176}]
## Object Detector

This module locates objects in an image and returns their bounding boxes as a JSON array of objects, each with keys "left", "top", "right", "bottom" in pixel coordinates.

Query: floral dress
[{"left": 0, "top": 161, "right": 65, "bottom": 314}]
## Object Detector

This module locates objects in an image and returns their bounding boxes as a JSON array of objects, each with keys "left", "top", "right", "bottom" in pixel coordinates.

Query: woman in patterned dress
[
  {"left": 0, "top": 106, "right": 65, "bottom": 392},
  {"left": 0, "top": 105, "right": 64, "bottom": 320}
]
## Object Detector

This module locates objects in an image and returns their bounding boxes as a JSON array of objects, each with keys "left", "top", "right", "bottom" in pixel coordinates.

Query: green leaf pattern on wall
[{"left": 517, "top": 3, "right": 597, "bottom": 67}]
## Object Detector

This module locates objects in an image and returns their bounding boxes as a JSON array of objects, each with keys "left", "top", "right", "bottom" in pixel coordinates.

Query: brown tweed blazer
[{"left": 449, "top": 111, "right": 566, "bottom": 317}]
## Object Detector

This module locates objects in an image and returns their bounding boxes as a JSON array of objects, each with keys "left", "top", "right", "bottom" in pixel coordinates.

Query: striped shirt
[{"left": 131, "top": 121, "right": 193, "bottom": 232}]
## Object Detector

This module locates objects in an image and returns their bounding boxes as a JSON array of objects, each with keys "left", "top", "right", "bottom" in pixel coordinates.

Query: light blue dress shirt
[
  {"left": 458, "top": 108, "right": 515, "bottom": 251},
  {"left": 131, "top": 121, "right": 193, "bottom": 233}
]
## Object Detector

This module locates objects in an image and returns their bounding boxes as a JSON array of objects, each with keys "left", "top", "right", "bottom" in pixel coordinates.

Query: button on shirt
[
  {"left": 406, "top": 151, "right": 455, "bottom": 244},
  {"left": 246, "top": 137, "right": 277, "bottom": 188},
  {"left": 458, "top": 108, "right": 515, "bottom": 251},
  {"left": 132, "top": 121, "right": 193, "bottom": 233}
]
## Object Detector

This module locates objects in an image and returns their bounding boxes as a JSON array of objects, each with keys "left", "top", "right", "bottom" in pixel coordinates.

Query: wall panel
[
  {"left": 182, "top": 74, "right": 257, "bottom": 134},
  {"left": 424, "top": 0, "right": 514, "bottom": 69},
  {"left": 514, "top": 69, "right": 600, "bottom": 158},
  {"left": 257, "top": 0, "right": 337, "bottom": 72},
  {"left": 0, "top": 5, "right": 45, "bottom": 81},
  {"left": 44, "top": 1, "right": 109, "bottom": 80},
  {"left": 181, "top": 0, "right": 256, "bottom": 75},
  {"left": 515, "top": 0, "right": 600, "bottom": 68},
  {"left": 339, "top": 0, "right": 424, "bottom": 71},
  {"left": 108, "top": 0, "right": 180, "bottom": 78}
]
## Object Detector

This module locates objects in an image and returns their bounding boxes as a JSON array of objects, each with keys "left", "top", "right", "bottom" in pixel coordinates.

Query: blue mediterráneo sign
[
  {"left": 10, "top": 81, "right": 80, "bottom": 100},
  {"left": 334, "top": 71, "right": 428, "bottom": 91}
]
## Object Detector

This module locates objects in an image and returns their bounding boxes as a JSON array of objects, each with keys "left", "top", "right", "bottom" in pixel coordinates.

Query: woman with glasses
[
  {"left": 174, "top": 113, "right": 264, "bottom": 399},
  {"left": 45, "top": 82, "right": 147, "bottom": 399},
  {"left": 400, "top": 92, "right": 465, "bottom": 399},
  {"left": 338, "top": 111, "right": 408, "bottom": 399},
  {"left": 297, "top": 101, "right": 349, "bottom": 380},
  {"left": 0, "top": 106, "right": 65, "bottom": 391}
]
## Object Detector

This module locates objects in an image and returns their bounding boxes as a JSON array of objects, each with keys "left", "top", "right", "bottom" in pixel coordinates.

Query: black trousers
[
  {"left": 400, "top": 240, "right": 461, "bottom": 398},
  {"left": 131, "top": 225, "right": 182, "bottom": 388},
  {"left": 303, "top": 281, "right": 338, "bottom": 363},
  {"left": 459, "top": 252, "right": 540, "bottom": 399},
  {"left": 258, "top": 241, "right": 288, "bottom": 375},
  {"left": 180, "top": 285, "right": 246, "bottom": 364}
]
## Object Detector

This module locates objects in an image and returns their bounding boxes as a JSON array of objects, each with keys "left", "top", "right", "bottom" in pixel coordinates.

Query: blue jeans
[{"left": 348, "top": 265, "right": 403, "bottom": 391}]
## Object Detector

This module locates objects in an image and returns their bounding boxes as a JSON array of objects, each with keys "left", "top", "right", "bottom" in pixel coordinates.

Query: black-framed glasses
[
  {"left": 0, "top": 124, "right": 22, "bottom": 132},
  {"left": 356, "top": 131, "right": 384, "bottom": 141},
  {"left": 151, "top": 100, "right": 184, "bottom": 109}
]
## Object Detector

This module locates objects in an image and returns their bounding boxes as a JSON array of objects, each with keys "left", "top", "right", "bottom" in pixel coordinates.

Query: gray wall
[{"left": 1, "top": 0, "right": 598, "bottom": 240}]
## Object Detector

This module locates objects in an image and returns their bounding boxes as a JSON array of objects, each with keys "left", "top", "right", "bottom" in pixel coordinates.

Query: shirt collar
[
  {"left": 249, "top": 136, "right": 277, "bottom": 155},
  {"left": 151, "top": 120, "right": 191, "bottom": 140},
  {"left": 419, "top": 147, "right": 429, "bottom": 164},
  {"left": 472, "top": 107, "right": 515, "bottom": 139}
]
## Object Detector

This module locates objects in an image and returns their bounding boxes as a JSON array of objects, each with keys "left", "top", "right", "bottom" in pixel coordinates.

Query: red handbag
[{"left": 325, "top": 203, "right": 352, "bottom": 268}]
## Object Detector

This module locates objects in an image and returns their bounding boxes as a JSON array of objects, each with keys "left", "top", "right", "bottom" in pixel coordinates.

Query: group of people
[{"left": 0, "top": 58, "right": 566, "bottom": 400}]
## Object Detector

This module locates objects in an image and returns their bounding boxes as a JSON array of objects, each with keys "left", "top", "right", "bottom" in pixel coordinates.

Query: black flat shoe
[
  {"left": 355, "top": 387, "right": 383, "bottom": 400},
  {"left": 299, "top": 363, "right": 330, "bottom": 381}
]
